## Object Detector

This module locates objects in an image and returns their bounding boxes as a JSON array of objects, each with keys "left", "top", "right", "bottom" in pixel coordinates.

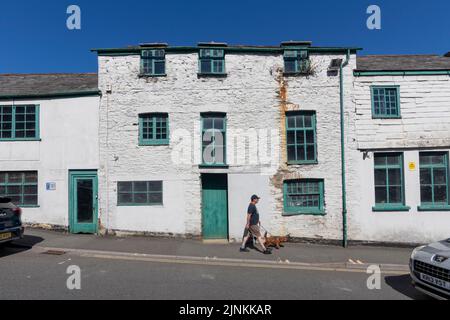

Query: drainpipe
[{"left": 340, "top": 50, "right": 350, "bottom": 248}]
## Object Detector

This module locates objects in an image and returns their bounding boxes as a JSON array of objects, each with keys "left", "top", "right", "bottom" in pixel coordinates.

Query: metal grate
[
  {"left": 414, "top": 260, "right": 450, "bottom": 282},
  {"left": 42, "top": 250, "right": 66, "bottom": 256}
]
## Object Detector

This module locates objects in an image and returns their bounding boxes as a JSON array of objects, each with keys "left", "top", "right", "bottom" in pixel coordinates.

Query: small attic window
[
  {"left": 140, "top": 49, "right": 166, "bottom": 76},
  {"left": 328, "top": 59, "right": 343, "bottom": 71},
  {"left": 284, "top": 50, "right": 310, "bottom": 74},
  {"left": 198, "top": 49, "right": 226, "bottom": 75}
]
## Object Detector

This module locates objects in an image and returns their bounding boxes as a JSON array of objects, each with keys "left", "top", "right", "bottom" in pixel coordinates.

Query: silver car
[{"left": 410, "top": 239, "right": 450, "bottom": 300}]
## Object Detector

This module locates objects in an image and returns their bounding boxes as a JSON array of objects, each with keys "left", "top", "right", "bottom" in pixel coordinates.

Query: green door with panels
[
  {"left": 69, "top": 170, "right": 98, "bottom": 234},
  {"left": 201, "top": 174, "right": 228, "bottom": 239}
]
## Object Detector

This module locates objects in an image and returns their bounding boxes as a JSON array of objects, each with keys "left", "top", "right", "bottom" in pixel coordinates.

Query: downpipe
[{"left": 340, "top": 50, "right": 350, "bottom": 248}]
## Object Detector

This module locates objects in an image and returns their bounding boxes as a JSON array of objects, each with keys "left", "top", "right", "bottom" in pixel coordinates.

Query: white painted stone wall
[
  {"left": 348, "top": 75, "right": 450, "bottom": 243},
  {"left": 0, "top": 96, "right": 100, "bottom": 227},
  {"left": 97, "top": 51, "right": 355, "bottom": 241}
]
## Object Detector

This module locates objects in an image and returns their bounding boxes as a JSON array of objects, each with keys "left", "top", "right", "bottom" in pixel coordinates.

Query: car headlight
[{"left": 411, "top": 245, "right": 426, "bottom": 259}]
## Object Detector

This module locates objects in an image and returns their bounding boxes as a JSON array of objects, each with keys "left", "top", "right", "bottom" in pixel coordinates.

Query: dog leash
[{"left": 259, "top": 224, "right": 272, "bottom": 237}]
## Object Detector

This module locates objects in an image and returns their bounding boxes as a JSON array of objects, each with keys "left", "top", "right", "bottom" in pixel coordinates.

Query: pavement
[
  {"left": 0, "top": 228, "right": 430, "bottom": 300},
  {"left": 14, "top": 228, "right": 413, "bottom": 271}
]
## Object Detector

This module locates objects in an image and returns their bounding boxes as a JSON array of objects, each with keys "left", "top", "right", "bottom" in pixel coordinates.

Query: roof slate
[
  {"left": 356, "top": 55, "right": 450, "bottom": 71},
  {"left": 0, "top": 73, "right": 99, "bottom": 99}
]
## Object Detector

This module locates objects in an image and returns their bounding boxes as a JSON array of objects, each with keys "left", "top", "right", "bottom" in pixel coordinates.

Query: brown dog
[{"left": 263, "top": 232, "right": 289, "bottom": 249}]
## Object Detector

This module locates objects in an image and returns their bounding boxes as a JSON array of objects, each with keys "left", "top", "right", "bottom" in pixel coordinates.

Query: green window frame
[
  {"left": 283, "top": 179, "right": 325, "bottom": 215},
  {"left": 201, "top": 113, "right": 226, "bottom": 166},
  {"left": 140, "top": 49, "right": 166, "bottom": 76},
  {"left": 373, "top": 153, "right": 409, "bottom": 211},
  {"left": 418, "top": 152, "right": 450, "bottom": 211},
  {"left": 371, "top": 86, "right": 401, "bottom": 118},
  {"left": 139, "top": 113, "right": 169, "bottom": 146},
  {"left": 0, "top": 105, "right": 40, "bottom": 141},
  {"left": 0, "top": 171, "right": 38, "bottom": 207},
  {"left": 198, "top": 49, "right": 226, "bottom": 75},
  {"left": 286, "top": 111, "right": 317, "bottom": 164},
  {"left": 283, "top": 50, "right": 310, "bottom": 74},
  {"left": 117, "top": 181, "right": 163, "bottom": 206}
]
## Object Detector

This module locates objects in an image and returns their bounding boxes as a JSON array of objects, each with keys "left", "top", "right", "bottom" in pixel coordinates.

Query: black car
[{"left": 0, "top": 197, "right": 24, "bottom": 245}]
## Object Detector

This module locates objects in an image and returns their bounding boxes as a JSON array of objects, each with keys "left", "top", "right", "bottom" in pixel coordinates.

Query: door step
[{"left": 202, "top": 239, "right": 229, "bottom": 244}]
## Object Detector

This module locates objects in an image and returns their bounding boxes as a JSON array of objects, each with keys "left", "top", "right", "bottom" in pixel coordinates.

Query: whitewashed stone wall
[
  {"left": 97, "top": 51, "right": 355, "bottom": 241},
  {"left": 347, "top": 74, "right": 450, "bottom": 243}
]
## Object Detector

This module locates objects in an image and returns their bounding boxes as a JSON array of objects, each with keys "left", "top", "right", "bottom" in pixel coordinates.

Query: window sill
[
  {"left": 372, "top": 205, "right": 410, "bottom": 212},
  {"left": 117, "top": 204, "right": 163, "bottom": 207},
  {"left": 138, "top": 74, "right": 167, "bottom": 78},
  {"left": 283, "top": 72, "right": 310, "bottom": 77},
  {"left": 19, "top": 205, "right": 40, "bottom": 208},
  {"left": 197, "top": 73, "right": 227, "bottom": 78},
  {"left": 418, "top": 205, "right": 450, "bottom": 212},
  {"left": 139, "top": 141, "right": 170, "bottom": 146},
  {"left": 283, "top": 210, "right": 325, "bottom": 216},
  {"left": 372, "top": 116, "right": 402, "bottom": 120},
  {"left": 0, "top": 138, "right": 41, "bottom": 142},
  {"left": 199, "top": 164, "right": 229, "bottom": 169},
  {"left": 287, "top": 160, "right": 318, "bottom": 165}
]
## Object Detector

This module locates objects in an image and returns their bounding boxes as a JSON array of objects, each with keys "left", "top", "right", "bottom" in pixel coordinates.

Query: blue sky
[{"left": 1, "top": 0, "right": 449, "bottom": 73}]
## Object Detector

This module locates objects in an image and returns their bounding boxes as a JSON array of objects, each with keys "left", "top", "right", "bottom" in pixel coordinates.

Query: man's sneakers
[{"left": 240, "top": 247, "right": 271, "bottom": 254}]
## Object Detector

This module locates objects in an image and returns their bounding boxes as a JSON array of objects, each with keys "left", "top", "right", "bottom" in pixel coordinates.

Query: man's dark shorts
[{"left": 243, "top": 225, "right": 261, "bottom": 238}]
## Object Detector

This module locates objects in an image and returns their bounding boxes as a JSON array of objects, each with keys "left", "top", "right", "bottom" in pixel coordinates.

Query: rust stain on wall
[{"left": 271, "top": 68, "right": 293, "bottom": 190}]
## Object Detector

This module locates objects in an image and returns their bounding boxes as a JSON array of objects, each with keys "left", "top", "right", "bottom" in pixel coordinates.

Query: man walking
[{"left": 239, "top": 195, "right": 271, "bottom": 254}]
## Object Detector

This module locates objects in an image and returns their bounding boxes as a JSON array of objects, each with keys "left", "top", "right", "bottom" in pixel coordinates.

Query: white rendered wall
[
  {"left": 348, "top": 74, "right": 450, "bottom": 243},
  {"left": 0, "top": 96, "right": 100, "bottom": 227}
]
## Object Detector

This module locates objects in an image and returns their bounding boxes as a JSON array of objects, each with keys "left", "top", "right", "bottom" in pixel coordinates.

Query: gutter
[
  {"left": 91, "top": 46, "right": 361, "bottom": 56},
  {"left": 340, "top": 50, "right": 351, "bottom": 248},
  {"left": 0, "top": 90, "right": 101, "bottom": 100},
  {"left": 354, "top": 70, "right": 450, "bottom": 76}
]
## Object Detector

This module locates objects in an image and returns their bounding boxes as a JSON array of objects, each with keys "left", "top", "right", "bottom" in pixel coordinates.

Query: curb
[{"left": 35, "top": 245, "right": 410, "bottom": 274}]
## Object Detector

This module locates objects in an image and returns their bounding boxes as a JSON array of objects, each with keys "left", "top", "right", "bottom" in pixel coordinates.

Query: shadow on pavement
[
  {"left": 385, "top": 274, "right": 432, "bottom": 300},
  {"left": 0, "top": 235, "right": 44, "bottom": 259}
]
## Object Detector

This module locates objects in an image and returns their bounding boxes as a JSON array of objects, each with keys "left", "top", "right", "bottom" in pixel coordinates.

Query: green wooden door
[
  {"left": 201, "top": 174, "right": 228, "bottom": 239},
  {"left": 69, "top": 170, "right": 98, "bottom": 234}
]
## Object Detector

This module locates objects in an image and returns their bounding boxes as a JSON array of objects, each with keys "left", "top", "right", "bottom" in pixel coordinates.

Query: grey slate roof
[
  {"left": 356, "top": 55, "right": 450, "bottom": 71},
  {"left": 0, "top": 73, "right": 99, "bottom": 99}
]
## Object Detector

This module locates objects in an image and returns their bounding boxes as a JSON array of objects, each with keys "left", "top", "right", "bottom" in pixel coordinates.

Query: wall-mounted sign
[
  {"left": 46, "top": 182, "right": 56, "bottom": 191},
  {"left": 408, "top": 162, "right": 416, "bottom": 171}
]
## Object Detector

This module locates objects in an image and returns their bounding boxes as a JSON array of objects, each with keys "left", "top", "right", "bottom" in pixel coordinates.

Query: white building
[
  {"left": 348, "top": 54, "right": 450, "bottom": 244},
  {"left": 0, "top": 74, "right": 100, "bottom": 231},
  {"left": 94, "top": 42, "right": 358, "bottom": 242},
  {"left": 4, "top": 47, "right": 449, "bottom": 246}
]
